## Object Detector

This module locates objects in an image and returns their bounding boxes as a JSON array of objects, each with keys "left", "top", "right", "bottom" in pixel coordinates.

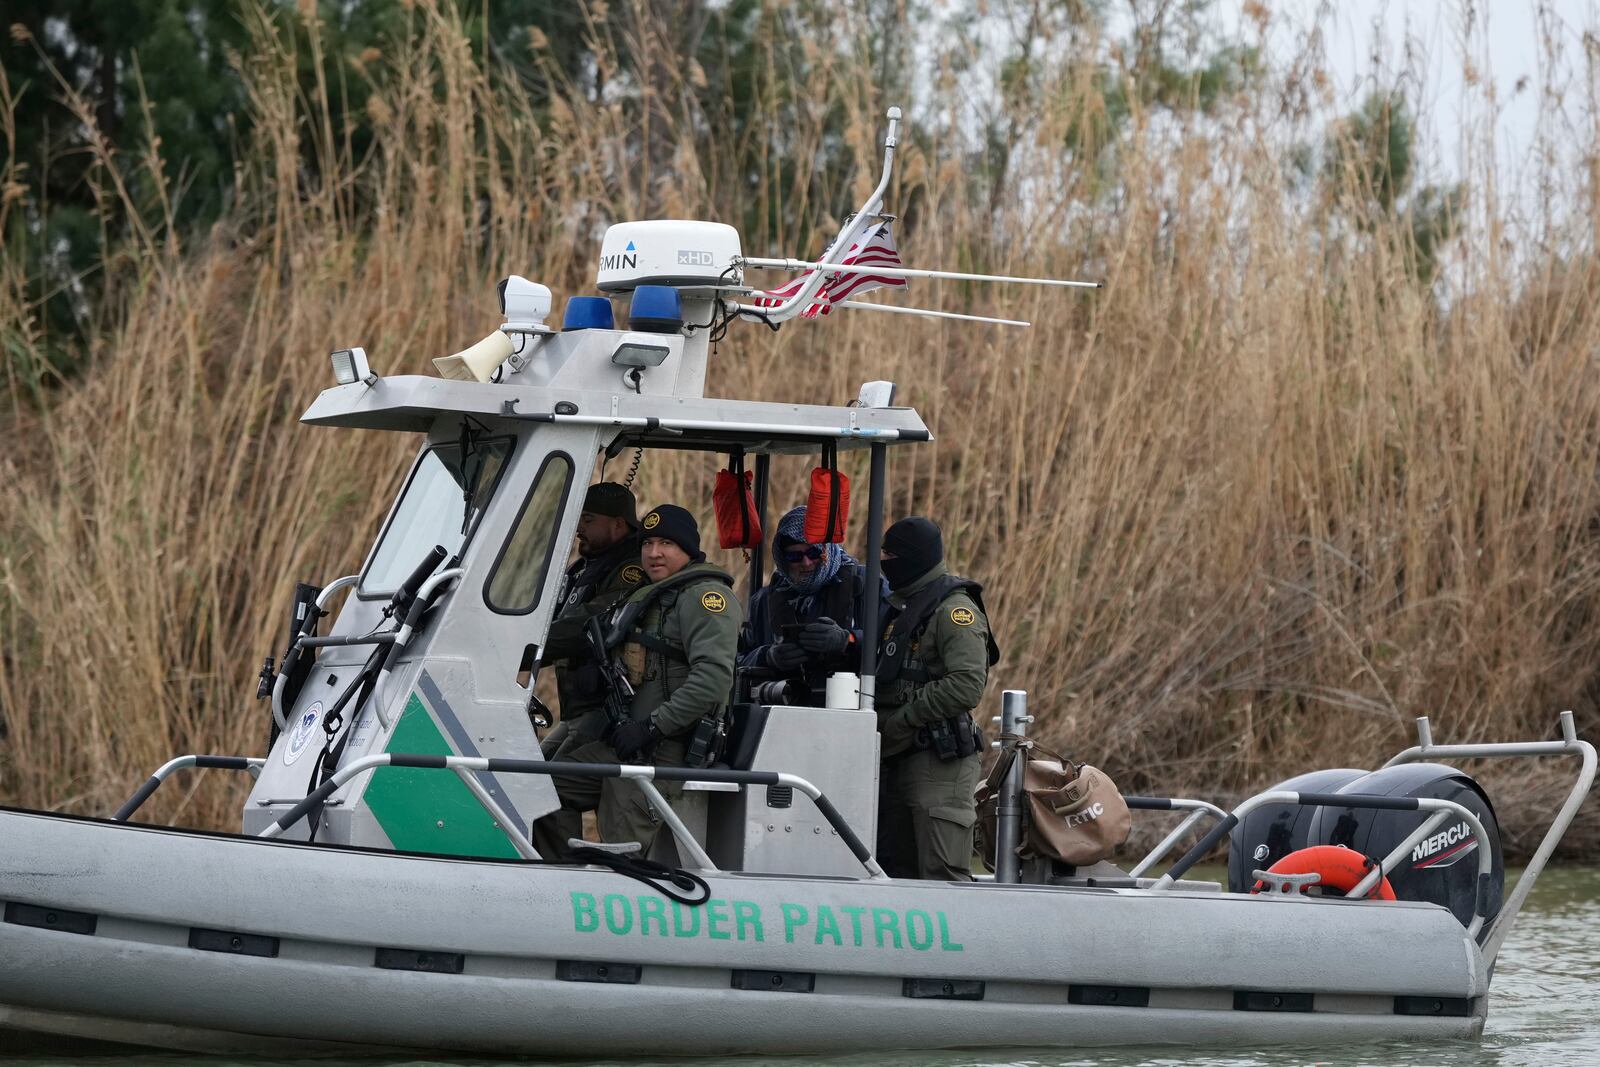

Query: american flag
[{"left": 752, "top": 223, "right": 908, "bottom": 318}]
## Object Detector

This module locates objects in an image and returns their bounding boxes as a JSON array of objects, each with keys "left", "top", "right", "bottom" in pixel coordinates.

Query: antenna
[
  {"left": 731, "top": 107, "right": 903, "bottom": 325},
  {"left": 737, "top": 257, "right": 1102, "bottom": 291},
  {"left": 726, "top": 106, "right": 1100, "bottom": 330},
  {"left": 834, "top": 301, "right": 1030, "bottom": 328}
]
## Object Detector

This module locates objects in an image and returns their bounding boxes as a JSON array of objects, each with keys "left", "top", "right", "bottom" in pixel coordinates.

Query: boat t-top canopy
[{"left": 301, "top": 374, "right": 931, "bottom": 453}]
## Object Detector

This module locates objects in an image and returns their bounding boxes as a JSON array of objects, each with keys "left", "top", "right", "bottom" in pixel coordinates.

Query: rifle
[{"left": 585, "top": 613, "right": 635, "bottom": 735}]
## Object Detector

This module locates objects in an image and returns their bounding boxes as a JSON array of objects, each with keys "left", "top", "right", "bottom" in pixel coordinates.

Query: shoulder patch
[
  {"left": 621, "top": 564, "right": 644, "bottom": 585},
  {"left": 950, "top": 606, "right": 976, "bottom": 627},
  {"left": 700, "top": 590, "right": 727, "bottom": 613}
]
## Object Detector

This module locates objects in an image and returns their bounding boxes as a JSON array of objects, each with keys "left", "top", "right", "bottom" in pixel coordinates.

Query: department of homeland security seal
[{"left": 283, "top": 702, "right": 324, "bottom": 766}]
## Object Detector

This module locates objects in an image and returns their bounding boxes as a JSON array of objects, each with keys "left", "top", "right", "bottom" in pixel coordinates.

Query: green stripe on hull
[{"left": 364, "top": 694, "right": 521, "bottom": 859}]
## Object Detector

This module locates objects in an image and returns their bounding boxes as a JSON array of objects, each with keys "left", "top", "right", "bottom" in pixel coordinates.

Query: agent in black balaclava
[{"left": 880, "top": 516, "right": 943, "bottom": 590}]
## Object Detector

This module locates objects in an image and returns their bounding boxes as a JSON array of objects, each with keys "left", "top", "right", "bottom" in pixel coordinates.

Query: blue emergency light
[
  {"left": 628, "top": 285, "right": 683, "bottom": 334},
  {"left": 561, "top": 296, "right": 615, "bottom": 331}
]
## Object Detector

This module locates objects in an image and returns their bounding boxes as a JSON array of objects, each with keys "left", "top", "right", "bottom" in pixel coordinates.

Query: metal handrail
[
  {"left": 1133, "top": 713, "right": 1593, "bottom": 949},
  {"left": 112, "top": 756, "right": 267, "bottom": 822},
  {"left": 1383, "top": 711, "right": 1596, "bottom": 963},
  {"left": 1123, "top": 797, "right": 1229, "bottom": 879},
  {"left": 1149, "top": 789, "right": 1495, "bottom": 939},
  {"left": 257, "top": 753, "right": 888, "bottom": 880},
  {"left": 271, "top": 574, "right": 359, "bottom": 729},
  {"left": 370, "top": 568, "right": 463, "bottom": 729},
  {"left": 297, "top": 633, "right": 397, "bottom": 649}
]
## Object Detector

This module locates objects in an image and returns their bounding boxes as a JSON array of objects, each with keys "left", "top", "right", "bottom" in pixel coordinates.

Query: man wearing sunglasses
[{"left": 738, "top": 505, "right": 889, "bottom": 705}]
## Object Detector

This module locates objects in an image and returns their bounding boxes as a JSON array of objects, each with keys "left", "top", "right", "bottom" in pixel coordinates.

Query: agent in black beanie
[
  {"left": 640, "top": 504, "right": 705, "bottom": 567},
  {"left": 531, "top": 500, "right": 742, "bottom": 864},
  {"left": 582, "top": 481, "right": 639, "bottom": 528},
  {"left": 880, "top": 515, "right": 943, "bottom": 590}
]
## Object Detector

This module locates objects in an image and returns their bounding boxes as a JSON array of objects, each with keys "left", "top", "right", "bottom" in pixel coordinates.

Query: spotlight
[
  {"left": 499, "top": 275, "right": 553, "bottom": 335},
  {"left": 854, "top": 380, "right": 896, "bottom": 407},
  {"left": 330, "top": 347, "right": 376, "bottom": 387},
  {"left": 610, "top": 332, "right": 672, "bottom": 368}
]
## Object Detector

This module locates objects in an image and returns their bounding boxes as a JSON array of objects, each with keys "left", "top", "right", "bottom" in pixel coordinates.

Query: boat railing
[
  {"left": 270, "top": 573, "right": 359, "bottom": 731},
  {"left": 1383, "top": 711, "right": 1595, "bottom": 964},
  {"left": 111, "top": 755, "right": 268, "bottom": 822},
  {"left": 990, "top": 690, "right": 1229, "bottom": 882},
  {"left": 250, "top": 753, "right": 889, "bottom": 880},
  {"left": 1141, "top": 711, "right": 1595, "bottom": 952},
  {"left": 1121, "top": 796, "right": 1229, "bottom": 878},
  {"left": 1148, "top": 788, "right": 1496, "bottom": 939}
]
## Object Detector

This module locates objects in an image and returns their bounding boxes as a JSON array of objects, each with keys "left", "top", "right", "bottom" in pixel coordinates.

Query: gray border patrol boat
[{"left": 1, "top": 108, "right": 1594, "bottom": 1058}]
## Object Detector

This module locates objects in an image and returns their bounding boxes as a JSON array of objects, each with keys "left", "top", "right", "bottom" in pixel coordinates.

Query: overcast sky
[{"left": 1229, "top": 0, "right": 1597, "bottom": 193}]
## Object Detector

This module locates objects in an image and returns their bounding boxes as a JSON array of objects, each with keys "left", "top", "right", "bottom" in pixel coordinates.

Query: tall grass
[{"left": 2, "top": 2, "right": 1597, "bottom": 854}]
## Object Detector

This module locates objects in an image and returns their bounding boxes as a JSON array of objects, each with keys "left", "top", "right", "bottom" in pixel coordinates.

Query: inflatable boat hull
[{"left": 0, "top": 807, "right": 1487, "bottom": 1055}]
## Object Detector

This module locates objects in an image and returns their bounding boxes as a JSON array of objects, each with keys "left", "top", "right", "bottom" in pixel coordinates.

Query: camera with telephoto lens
[{"left": 751, "top": 679, "right": 802, "bottom": 706}]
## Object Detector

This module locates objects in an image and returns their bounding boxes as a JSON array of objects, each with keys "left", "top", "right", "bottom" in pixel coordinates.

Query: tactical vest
[
  {"left": 551, "top": 538, "right": 643, "bottom": 708},
  {"left": 557, "top": 537, "right": 640, "bottom": 617},
  {"left": 612, "top": 567, "right": 736, "bottom": 689},
  {"left": 877, "top": 575, "right": 1001, "bottom": 685}
]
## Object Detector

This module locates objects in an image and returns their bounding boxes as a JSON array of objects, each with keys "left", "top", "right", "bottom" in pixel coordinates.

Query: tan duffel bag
[{"left": 977, "top": 741, "right": 1132, "bottom": 868}]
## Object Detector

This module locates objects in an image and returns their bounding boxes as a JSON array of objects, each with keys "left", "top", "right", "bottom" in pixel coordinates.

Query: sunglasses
[{"left": 781, "top": 545, "right": 826, "bottom": 564}]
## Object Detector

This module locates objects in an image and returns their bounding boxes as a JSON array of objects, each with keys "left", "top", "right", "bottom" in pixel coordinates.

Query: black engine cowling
[
  {"left": 1229, "top": 764, "right": 1504, "bottom": 930},
  {"left": 1307, "top": 764, "right": 1503, "bottom": 928},
  {"left": 1226, "top": 768, "right": 1366, "bottom": 894}
]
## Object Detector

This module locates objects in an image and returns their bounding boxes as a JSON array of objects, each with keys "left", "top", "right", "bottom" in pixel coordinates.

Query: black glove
[
  {"left": 610, "top": 718, "right": 660, "bottom": 762},
  {"left": 766, "top": 641, "right": 809, "bottom": 672},
  {"left": 797, "top": 617, "right": 851, "bottom": 658}
]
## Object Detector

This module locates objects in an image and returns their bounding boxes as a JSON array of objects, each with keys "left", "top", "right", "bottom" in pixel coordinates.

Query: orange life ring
[{"left": 1250, "top": 844, "right": 1397, "bottom": 900}]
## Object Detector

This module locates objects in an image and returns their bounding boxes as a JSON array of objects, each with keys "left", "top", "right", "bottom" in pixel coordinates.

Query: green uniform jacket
[
  {"left": 547, "top": 538, "right": 645, "bottom": 721},
  {"left": 619, "top": 562, "right": 743, "bottom": 737},
  {"left": 876, "top": 562, "right": 991, "bottom": 758}
]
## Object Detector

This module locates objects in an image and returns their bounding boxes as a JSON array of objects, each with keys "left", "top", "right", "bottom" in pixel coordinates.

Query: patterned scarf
[{"left": 769, "top": 505, "right": 852, "bottom": 617}]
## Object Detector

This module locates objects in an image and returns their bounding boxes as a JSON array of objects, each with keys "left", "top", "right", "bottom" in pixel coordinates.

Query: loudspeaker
[{"left": 432, "top": 330, "right": 514, "bottom": 383}]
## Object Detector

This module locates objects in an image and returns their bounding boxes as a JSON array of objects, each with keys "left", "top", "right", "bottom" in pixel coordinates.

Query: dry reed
[{"left": 1, "top": 2, "right": 1597, "bottom": 857}]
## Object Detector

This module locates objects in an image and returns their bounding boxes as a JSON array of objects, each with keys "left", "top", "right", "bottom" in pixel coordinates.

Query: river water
[{"left": 5, "top": 867, "right": 1597, "bottom": 1067}]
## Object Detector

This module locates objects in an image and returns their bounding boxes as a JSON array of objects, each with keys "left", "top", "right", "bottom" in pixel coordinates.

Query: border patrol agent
[
  {"left": 874, "top": 516, "right": 999, "bottom": 881},
  {"left": 534, "top": 482, "right": 645, "bottom": 851},
  {"left": 540, "top": 482, "right": 646, "bottom": 757},
  {"left": 532, "top": 505, "right": 741, "bottom": 861}
]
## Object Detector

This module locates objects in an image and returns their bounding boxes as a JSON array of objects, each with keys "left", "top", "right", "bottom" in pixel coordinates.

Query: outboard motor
[
  {"left": 1304, "top": 764, "right": 1504, "bottom": 930},
  {"left": 1227, "top": 769, "right": 1367, "bottom": 894}
]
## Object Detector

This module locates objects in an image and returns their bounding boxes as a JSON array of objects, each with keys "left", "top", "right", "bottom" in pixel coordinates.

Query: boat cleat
[
  {"left": 1252, "top": 869, "right": 1322, "bottom": 895},
  {"left": 569, "top": 838, "right": 642, "bottom": 856}
]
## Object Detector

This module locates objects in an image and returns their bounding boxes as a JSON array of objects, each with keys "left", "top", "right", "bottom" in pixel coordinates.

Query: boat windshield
[{"left": 361, "top": 437, "right": 512, "bottom": 596}]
